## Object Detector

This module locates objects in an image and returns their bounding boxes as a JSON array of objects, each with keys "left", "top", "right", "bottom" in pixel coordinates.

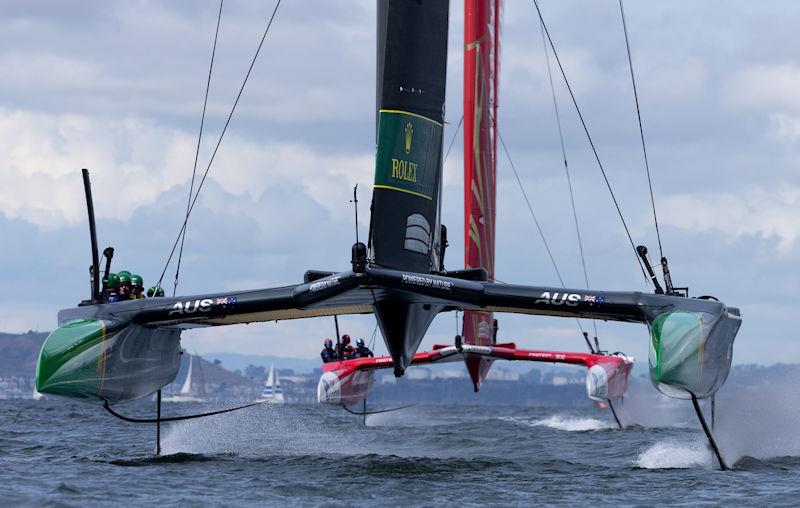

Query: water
[{"left": 2, "top": 399, "right": 799, "bottom": 506}]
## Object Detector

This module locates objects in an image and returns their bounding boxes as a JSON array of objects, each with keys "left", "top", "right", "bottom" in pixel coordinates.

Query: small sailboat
[
  {"left": 163, "top": 353, "right": 206, "bottom": 403},
  {"left": 257, "top": 364, "right": 285, "bottom": 404}
]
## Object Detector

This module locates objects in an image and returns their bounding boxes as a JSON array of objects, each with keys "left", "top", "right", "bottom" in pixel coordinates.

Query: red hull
[{"left": 317, "top": 345, "right": 633, "bottom": 405}]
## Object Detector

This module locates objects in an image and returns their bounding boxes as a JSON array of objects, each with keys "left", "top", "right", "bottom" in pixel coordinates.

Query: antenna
[
  {"left": 81, "top": 169, "right": 100, "bottom": 303},
  {"left": 350, "top": 184, "right": 359, "bottom": 244}
]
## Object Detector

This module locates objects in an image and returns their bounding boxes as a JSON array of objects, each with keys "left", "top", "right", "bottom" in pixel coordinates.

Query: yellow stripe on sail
[
  {"left": 373, "top": 184, "right": 433, "bottom": 200},
  {"left": 379, "top": 109, "right": 443, "bottom": 127}
]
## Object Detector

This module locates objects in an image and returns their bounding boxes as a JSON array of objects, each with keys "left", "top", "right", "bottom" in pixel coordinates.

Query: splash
[
  {"left": 714, "top": 375, "right": 800, "bottom": 465},
  {"left": 530, "top": 415, "right": 615, "bottom": 432},
  {"left": 635, "top": 439, "right": 714, "bottom": 469},
  {"left": 159, "top": 404, "right": 348, "bottom": 457}
]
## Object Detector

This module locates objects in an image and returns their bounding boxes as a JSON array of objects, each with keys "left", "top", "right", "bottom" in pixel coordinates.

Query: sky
[{"left": 1, "top": 1, "right": 798, "bottom": 365}]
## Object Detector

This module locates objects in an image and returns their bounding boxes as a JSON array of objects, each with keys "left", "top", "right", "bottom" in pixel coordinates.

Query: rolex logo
[{"left": 404, "top": 122, "right": 413, "bottom": 154}]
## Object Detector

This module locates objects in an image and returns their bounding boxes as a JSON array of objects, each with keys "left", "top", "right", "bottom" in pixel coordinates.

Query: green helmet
[
  {"left": 131, "top": 274, "right": 144, "bottom": 288},
  {"left": 106, "top": 273, "right": 120, "bottom": 289},
  {"left": 118, "top": 270, "right": 131, "bottom": 279},
  {"left": 147, "top": 285, "right": 165, "bottom": 297},
  {"left": 118, "top": 272, "right": 132, "bottom": 285}
]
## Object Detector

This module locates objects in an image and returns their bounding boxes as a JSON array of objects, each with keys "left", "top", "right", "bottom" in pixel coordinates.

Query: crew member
[
  {"left": 338, "top": 335, "right": 355, "bottom": 360},
  {"left": 130, "top": 274, "right": 145, "bottom": 299},
  {"left": 354, "top": 338, "right": 373, "bottom": 358},
  {"left": 147, "top": 285, "right": 165, "bottom": 297},
  {"left": 320, "top": 339, "right": 338, "bottom": 363},
  {"left": 117, "top": 272, "right": 133, "bottom": 301},
  {"left": 103, "top": 273, "right": 120, "bottom": 303}
]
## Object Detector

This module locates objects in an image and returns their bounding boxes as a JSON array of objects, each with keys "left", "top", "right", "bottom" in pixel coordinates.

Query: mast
[{"left": 463, "top": 0, "right": 501, "bottom": 390}]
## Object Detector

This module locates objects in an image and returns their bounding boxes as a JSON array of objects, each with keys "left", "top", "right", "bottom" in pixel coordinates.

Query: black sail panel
[{"left": 370, "top": 0, "right": 449, "bottom": 273}]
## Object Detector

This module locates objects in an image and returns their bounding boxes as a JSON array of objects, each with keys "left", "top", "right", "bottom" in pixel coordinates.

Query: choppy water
[{"left": 2, "top": 398, "right": 800, "bottom": 506}]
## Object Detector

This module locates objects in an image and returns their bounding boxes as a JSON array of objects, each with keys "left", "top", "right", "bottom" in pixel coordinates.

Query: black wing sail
[
  {"left": 370, "top": 0, "right": 449, "bottom": 273},
  {"left": 366, "top": 0, "right": 451, "bottom": 375}
]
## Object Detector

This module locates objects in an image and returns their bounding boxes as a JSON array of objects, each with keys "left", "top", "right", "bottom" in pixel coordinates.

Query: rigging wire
[
  {"left": 497, "top": 130, "right": 565, "bottom": 287},
  {"left": 157, "top": 0, "right": 283, "bottom": 289},
  {"left": 368, "top": 323, "right": 378, "bottom": 352},
  {"left": 619, "top": 0, "right": 663, "bottom": 260},
  {"left": 496, "top": 127, "right": 587, "bottom": 338},
  {"left": 537, "top": 7, "right": 599, "bottom": 341},
  {"left": 173, "top": 0, "right": 225, "bottom": 297},
  {"left": 443, "top": 115, "right": 464, "bottom": 164},
  {"left": 530, "top": 0, "right": 650, "bottom": 287}
]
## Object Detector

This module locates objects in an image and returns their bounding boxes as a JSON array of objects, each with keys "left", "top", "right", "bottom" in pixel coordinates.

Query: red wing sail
[
  {"left": 317, "top": 345, "right": 633, "bottom": 405},
  {"left": 463, "top": 0, "right": 501, "bottom": 390}
]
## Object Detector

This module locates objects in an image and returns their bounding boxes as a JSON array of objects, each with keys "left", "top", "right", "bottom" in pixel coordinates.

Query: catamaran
[
  {"left": 34, "top": 0, "right": 741, "bottom": 468},
  {"left": 256, "top": 364, "right": 285, "bottom": 404}
]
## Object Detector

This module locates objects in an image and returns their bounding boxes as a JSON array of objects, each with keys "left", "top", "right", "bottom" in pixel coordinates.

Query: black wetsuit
[
  {"left": 354, "top": 346, "right": 374, "bottom": 358},
  {"left": 321, "top": 347, "right": 339, "bottom": 363},
  {"left": 340, "top": 345, "right": 356, "bottom": 360}
]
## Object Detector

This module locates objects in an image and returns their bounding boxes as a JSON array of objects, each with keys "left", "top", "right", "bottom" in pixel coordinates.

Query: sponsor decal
[
  {"left": 534, "top": 291, "right": 605, "bottom": 306},
  {"left": 401, "top": 273, "right": 453, "bottom": 291},
  {"left": 373, "top": 110, "right": 442, "bottom": 200},
  {"left": 534, "top": 291, "right": 581, "bottom": 306},
  {"left": 169, "top": 298, "right": 214, "bottom": 316},
  {"left": 526, "top": 352, "right": 566, "bottom": 360},
  {"left": 309, "top": 277, "right": 340, "bottom": 293}
]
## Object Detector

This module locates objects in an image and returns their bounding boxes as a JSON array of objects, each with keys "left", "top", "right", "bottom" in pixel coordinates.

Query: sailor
[
  {"left": 320, "top": 339, "right": 338, "bottom": 363},
  {"left": 147, "top": 285, "right": 165, "bottom": 297},
  {"left": 103, "top": 273, "right": 120, "bottom": 303},
  {"left": 117, "top": 272, "right": 133, "bottom": 301},
  {"left": 130, "top": 274, "right": 145, "bottom": 299},
  {"left": 354, "top": 338, "right": 373, "bottom": 358},
  {"left": 338, "top": 335, "right": 356, "bottom": 360}
]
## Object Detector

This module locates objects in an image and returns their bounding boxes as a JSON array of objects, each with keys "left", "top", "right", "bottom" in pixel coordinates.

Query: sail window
[{"left": 404, "top": 214, "right": 431, "bottom": 254}]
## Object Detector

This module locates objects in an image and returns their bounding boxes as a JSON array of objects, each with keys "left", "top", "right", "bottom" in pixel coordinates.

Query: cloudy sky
[{"left": 2, "top": 1, "right": 798, "bottom": 365}]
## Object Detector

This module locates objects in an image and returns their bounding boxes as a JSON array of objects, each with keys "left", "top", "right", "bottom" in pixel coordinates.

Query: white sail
[
  {"left": 273, "top": 368, "right": 285, "bottom": 403},
  {"left": 257, "top": 364, "right": 285, "bottom": 404},
  {"left": 163, "top": 353, "right": 207, "bottom": 403},
  {"left": 179, "top": 354, "right": 193, "bottom": 395}
]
